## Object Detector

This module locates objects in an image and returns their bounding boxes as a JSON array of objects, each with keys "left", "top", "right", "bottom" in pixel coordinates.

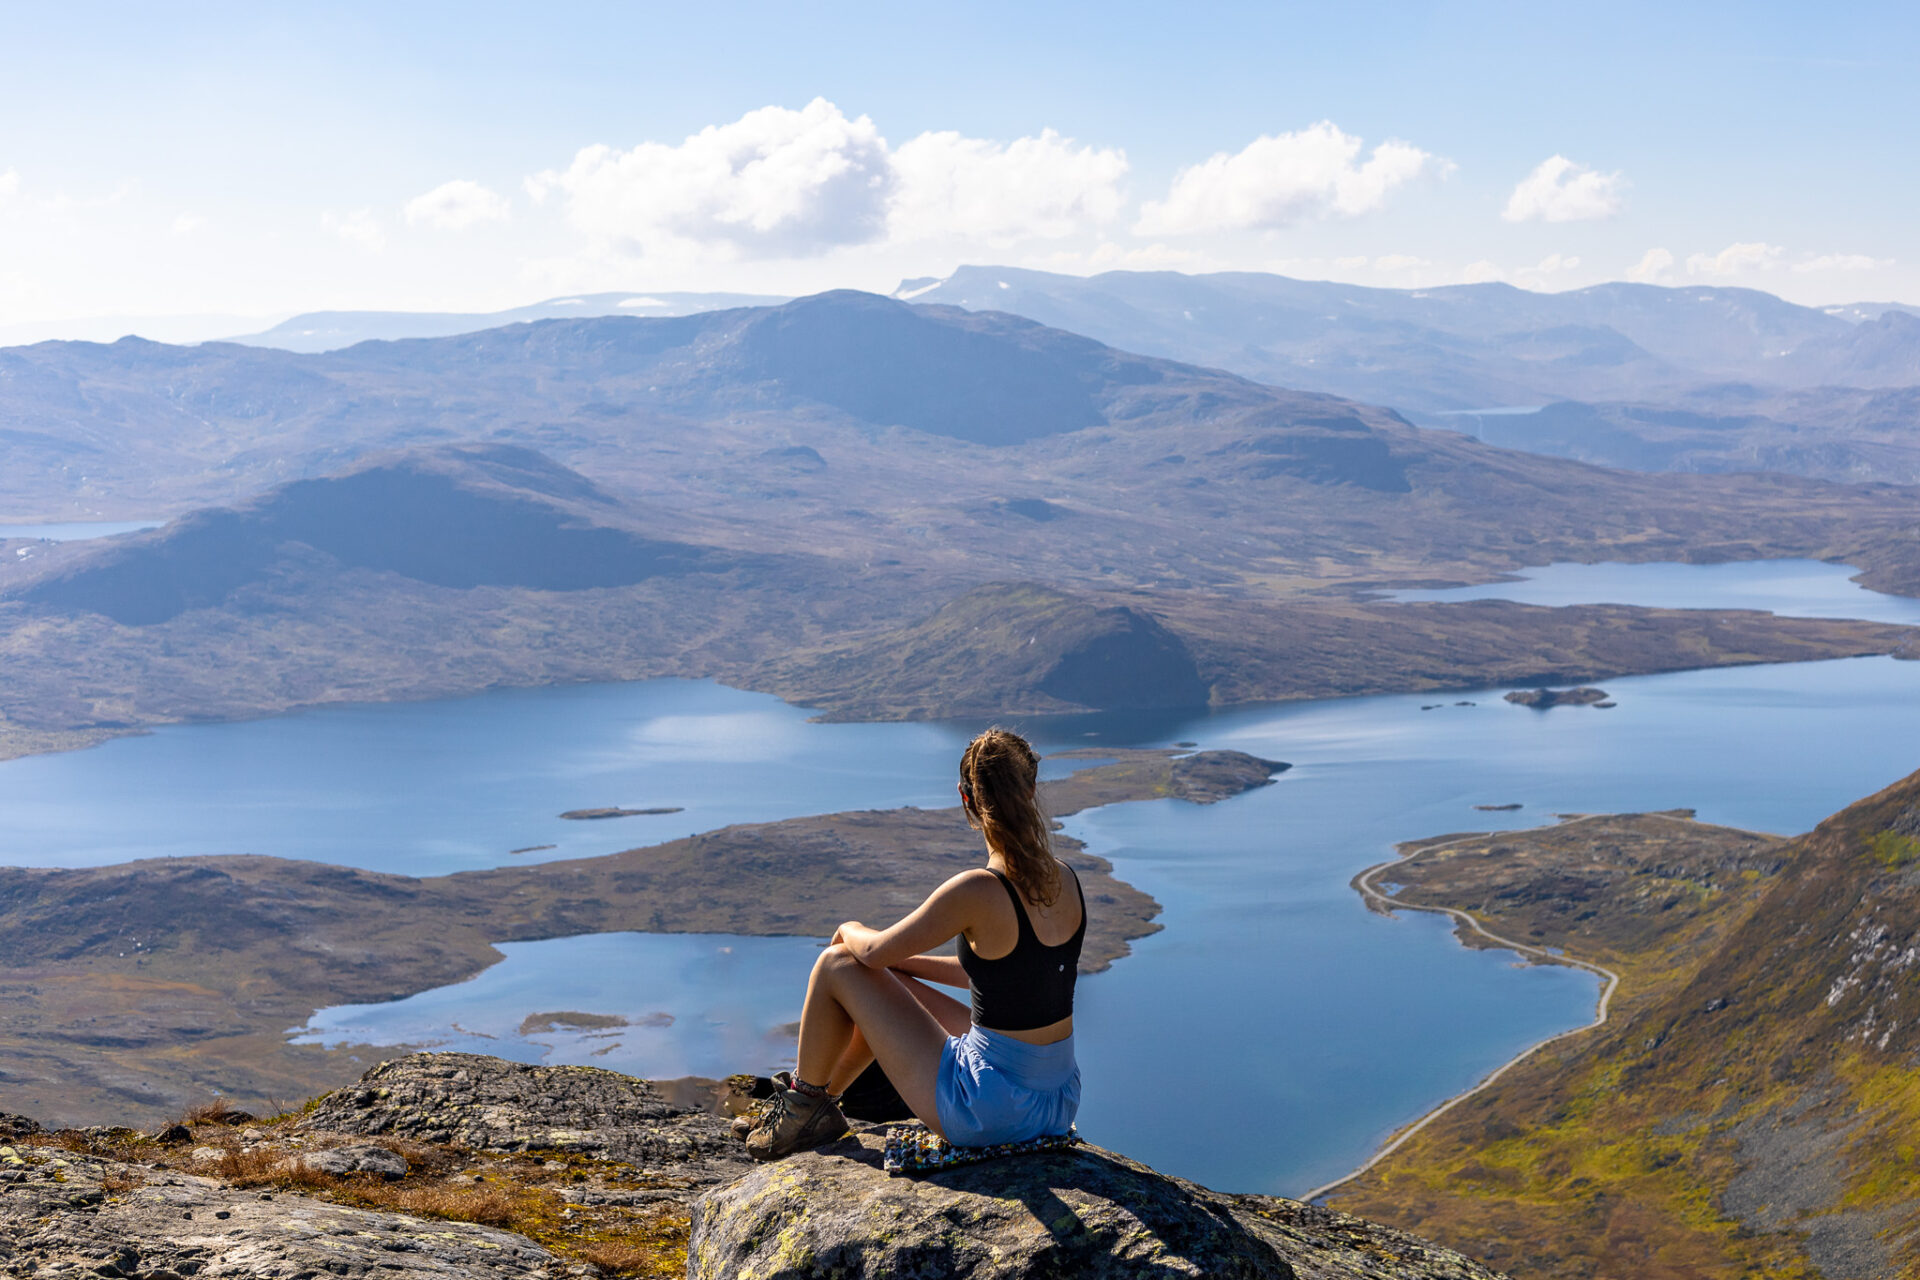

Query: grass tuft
[
  {"left": 1868, "top": 830, "right": 1920, "bottom": 868},
  {"left": 180, "top": 1098, "right": 254, "bottom": 1127}
]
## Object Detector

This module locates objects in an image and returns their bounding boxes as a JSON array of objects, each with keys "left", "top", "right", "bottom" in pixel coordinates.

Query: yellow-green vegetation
[
  {"left": 1868, "top": 829, "right": 1920, "bottom": 868},
  {"left": 1331, "top": 778, "right": 1920, "bottom": 1280},
  {"left": 21, "top": 1121, "right": 693, "bottom": 1277}
]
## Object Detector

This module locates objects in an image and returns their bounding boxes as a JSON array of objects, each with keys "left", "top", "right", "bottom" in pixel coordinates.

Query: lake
[
  {"left": 1386, "top": 557, "right": 1920, "bottom": 625},
  {"left": 11, "top": 558, "right": 1920, "bottom": 1196}
]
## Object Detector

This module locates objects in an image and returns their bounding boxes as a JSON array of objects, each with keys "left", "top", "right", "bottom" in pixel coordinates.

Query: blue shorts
[{"left": 934, "top": 1024, "right": 1080, "bottom": 1147}]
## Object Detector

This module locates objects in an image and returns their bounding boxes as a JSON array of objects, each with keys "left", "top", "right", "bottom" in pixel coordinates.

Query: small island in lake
[
  {"left": 559, "top": 806, "right": 685, "bottom": 820},
  {"left": 1504, "top": 685, "right": 1612, "bottom": 709}
]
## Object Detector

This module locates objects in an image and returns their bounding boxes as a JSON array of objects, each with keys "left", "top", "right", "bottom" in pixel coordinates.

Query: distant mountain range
[
  {"left": 901, "top": 266, "right": 1920, "bottom": 409},
  {"left": 10, "top": 267, "right": 1918, "bottom": 486},
  {"left": 223, "top": 290, "right": 787, "bottom": 353},
  {"left": 3, "top": 290, "right": 1918, "bottom": 756},
  {"left": 892, "top": 266, "right": 1920, "bottom": 483}
]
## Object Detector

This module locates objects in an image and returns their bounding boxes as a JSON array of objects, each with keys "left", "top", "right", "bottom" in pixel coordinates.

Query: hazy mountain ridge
[
  {"left": 1469, "top": 380, "right": 1920, "bottom": 483},
  {"left": 0, "top": 291, "right": 1277, "bottom": 519},
  {"left": 4, "top": 291, "right": 1920, "bottom": 759},
  {"left": 902, "top": 267, "right": 1911, "bottom": 408},
  {"left": 224, "top": 289, "right": 788, "bottom": 353},
  {"left": 893, "top": 266, "right": 1920, "bottom": 486}
]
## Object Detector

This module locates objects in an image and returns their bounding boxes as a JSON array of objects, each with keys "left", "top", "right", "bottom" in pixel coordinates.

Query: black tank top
[{"left": 956, "top": 865, "right": 1086, "bottom": 1032}]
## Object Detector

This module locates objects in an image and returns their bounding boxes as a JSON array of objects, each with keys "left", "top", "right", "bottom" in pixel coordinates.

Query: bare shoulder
[
  {"left": 936, "top": 867, "right": 1001, "bottom": 900},
  {"left": 919, "top": 867, "right": 999, "bottom": 920}
]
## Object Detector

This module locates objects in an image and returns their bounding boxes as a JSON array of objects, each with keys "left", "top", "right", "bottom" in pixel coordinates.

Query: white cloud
[
  {"left": 887, "top": 128, "right": 1127, "bottom": 242},
  {"left": 1461, "top": 259, "right": 1504, "bottom": 284},
  {"left": 1686, "top": 241, "right": 1782, "bottom": 276},
  {"left": 530, "top": 98, "right": 894, "bottom": 259},
  {"left": 530, "top": 101, "right": 1133, "bottom": 261},
  {"left": 1135, "top": 121, "right": 1440, "bottom": 236},
  {"left": 1373, "top": 253, "right": 1432, "bottom": 273},
  {"left": 1333, "top": 255, "right": 1369, "bottom": 269},
  {"left": 171, "top": 212, "right": 206, "bottom": 236},
  {"left": 0, "top": 169, "right": 17, "bottom": 201},
  {"left": 1627, "top": 247, "right": 1674, "bottom": 282},
  {"left": 1791, "top": 252, "right": 1893, "bottom": 273},
  {"left": 322, "top": 208, "right": 386, "bottom": 253},
  {"left": 404, "top": 179, "right": 510, "bottom": 231},
  {"left": 1502, "top": 155, "right": 1624, "bottom": 223}
]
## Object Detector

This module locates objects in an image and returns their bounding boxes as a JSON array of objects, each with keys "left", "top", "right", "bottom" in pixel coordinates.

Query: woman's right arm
[
  {"left": 889, "top": 952, "right": 969, "bottom": 988},
  {"left": 839, "top": 869, "right": 991, "bottom": 974}
]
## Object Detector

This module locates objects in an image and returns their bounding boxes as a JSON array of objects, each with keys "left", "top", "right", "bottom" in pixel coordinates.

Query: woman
[{"left": 743, "top": 727, "right": 1085, "bottom": 1161}]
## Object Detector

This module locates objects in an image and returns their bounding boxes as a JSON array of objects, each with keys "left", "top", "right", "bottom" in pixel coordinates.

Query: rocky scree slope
[{"left": 0, "top": 1052, "right": 1506, "bottom": 1280}]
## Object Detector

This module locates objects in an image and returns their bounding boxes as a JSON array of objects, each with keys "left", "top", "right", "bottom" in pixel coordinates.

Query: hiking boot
[
  {"left": 743, "top": 1085, "right": 848, "bottom": 1161},
  {"left": 730, "top": 1071, "right": 792, "bottom": 1140}
]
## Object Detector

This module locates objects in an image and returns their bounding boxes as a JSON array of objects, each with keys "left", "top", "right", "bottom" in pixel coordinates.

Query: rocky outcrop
[
  {"left": 0, "top": 1142, "right": 564, "bottom": 1279},
  {"left": 290, "top": 1141, "right": 410, "bottom": 1179},
  {"left": 688, "top": 1127, "right": 1507, "bottom": 1280},
  {"left": 0, "top": 1053, "right": 1508, "bottom": 1280},
  {"left": 298, "top": 1052, "right": 752, "bottom": 1187},
  {"left": 1502, "top": 685, "right": 1610, "bottom": 709}
]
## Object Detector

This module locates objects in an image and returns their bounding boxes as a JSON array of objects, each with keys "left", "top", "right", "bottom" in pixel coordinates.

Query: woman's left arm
[{"left": 834, "top": 871, "right": 984, "bottom": 970}]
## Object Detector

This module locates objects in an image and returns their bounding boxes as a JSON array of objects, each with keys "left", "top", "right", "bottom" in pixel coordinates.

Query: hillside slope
[
  {"left": 1475, "top": 383, "right": 1920, "bottom": 486},
  {"left": 1331, "top": 769, "right": 1920, "bottom": 1279},
  {"left": 5, "top": 293, "right": 1920, "bottom": 756}
]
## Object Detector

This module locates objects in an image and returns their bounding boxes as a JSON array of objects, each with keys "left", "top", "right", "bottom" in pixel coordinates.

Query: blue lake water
[
  {"left": 1386, "top": 558, "right": 1920, "bottom": 625},
  {"left": 299, "top": 933, "right": 828, "bottom": 1082},
  {"left": 0, "top": 680, "right": 983, "bottom": 871},
  {"left": 10, "top": 557, "right": 1920, "bottom": 1196}
]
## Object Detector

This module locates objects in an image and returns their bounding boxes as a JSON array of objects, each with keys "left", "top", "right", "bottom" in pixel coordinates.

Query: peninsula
[
  {"left": 0, "top": 749, "right": 1282, "bottom": 1126},
  {"left": 1326, "top": 766, "right": 1920, "bottom": 1279}
]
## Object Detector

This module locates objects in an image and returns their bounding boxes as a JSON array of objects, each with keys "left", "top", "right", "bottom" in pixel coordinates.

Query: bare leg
[
  {"left": 826, "top": 975, "right": 970, "bottom": 1095},
  {"left": 794, "top": 945, "right": 955, "bottom": 1134}
]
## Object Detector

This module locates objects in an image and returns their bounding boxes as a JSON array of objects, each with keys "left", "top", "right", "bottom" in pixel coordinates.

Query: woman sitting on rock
[{"left": 743, "top": 727, "right": 1085, "bottom": 1161}]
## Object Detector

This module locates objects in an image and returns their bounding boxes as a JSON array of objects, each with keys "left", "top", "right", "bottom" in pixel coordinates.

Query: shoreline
[
  {"left": 1301, "top": 816, "right": 1626, "bottom": 1203},
  {"left": 0, "top": 748, "right": 1275, "bottom": 1124},
  {"left": 2, "top": 606, "right": 1916, "bottom": 769}
]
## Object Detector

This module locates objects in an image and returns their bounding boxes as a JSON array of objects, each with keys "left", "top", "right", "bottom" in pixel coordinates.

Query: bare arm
[
  {"left": 887, "top": 952, "right": 969, "bottom": 988},
  {"left": 834, "top": 870, "right": 990, "bottom": 974}
]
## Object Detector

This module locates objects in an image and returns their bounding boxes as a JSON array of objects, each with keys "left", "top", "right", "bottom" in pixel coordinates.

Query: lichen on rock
[
  {"left": 0, "top": 1144, "right": 565, "bottom": 1279},
  {"left": 298, "top": 1051, "right": 751, "bottom": 1186},
  {"left": 688, "top": 1126, "right": 1508, "bottom": 1279},
  {"left": 0, "top": 1052, "right": 1509, "bottom": 1280}
]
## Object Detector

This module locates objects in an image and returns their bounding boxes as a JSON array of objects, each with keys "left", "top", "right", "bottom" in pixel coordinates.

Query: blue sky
[{"left": 2, "top": 1, "right": 1915, "bottom": 334}]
